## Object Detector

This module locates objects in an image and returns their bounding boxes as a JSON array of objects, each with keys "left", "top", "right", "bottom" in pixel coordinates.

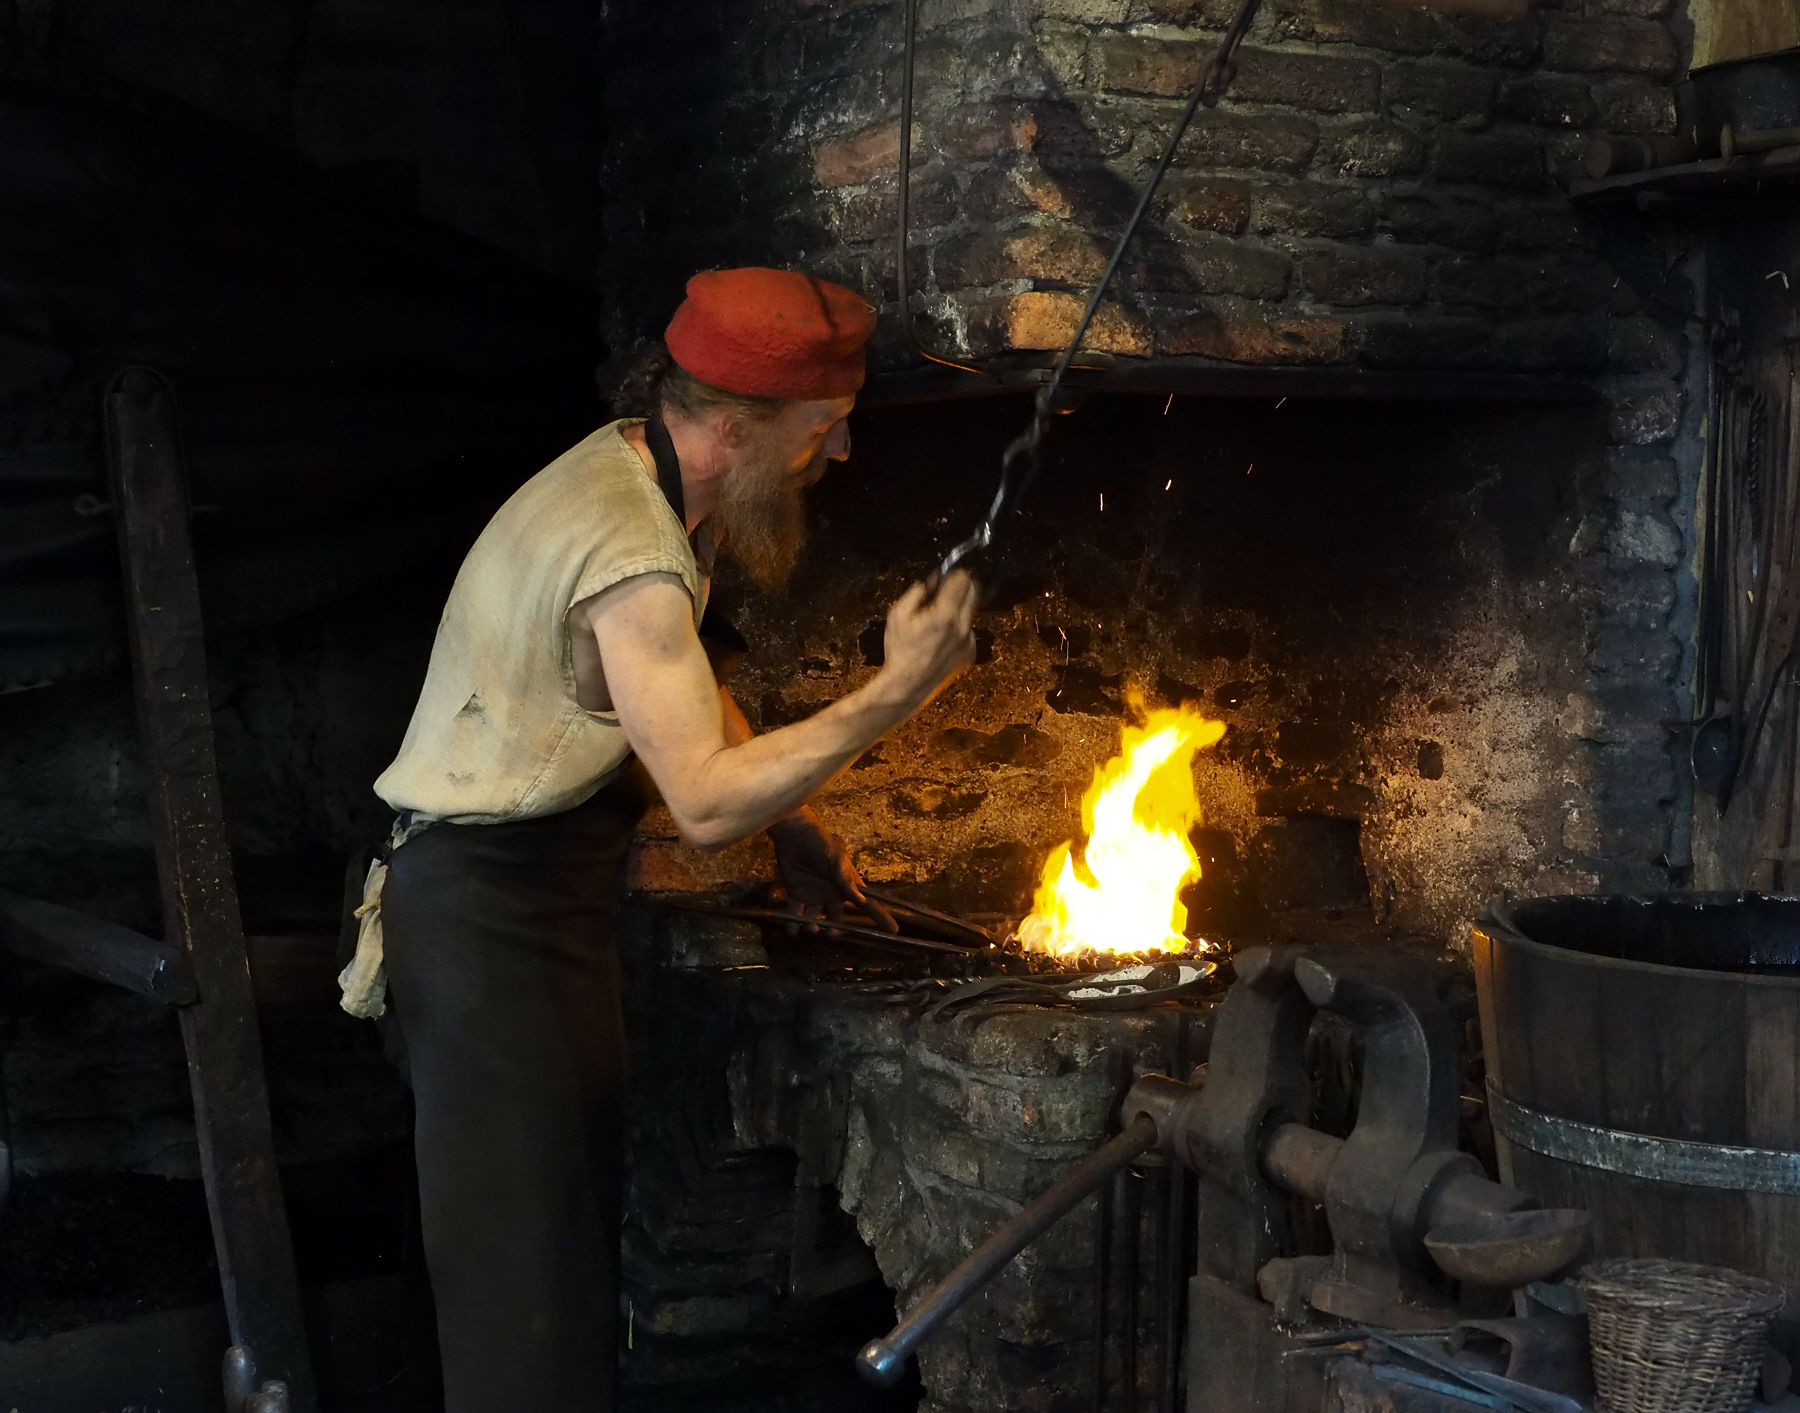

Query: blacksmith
[{"left": 352, "top": 267, "right": 978, "bottom": 1409}]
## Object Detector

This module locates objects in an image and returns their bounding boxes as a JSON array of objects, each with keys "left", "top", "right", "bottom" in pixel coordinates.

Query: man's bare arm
[
  {"left": 719, "top": 684, "right": 756, "bottom": 748},
  {"left": 581, "top": 571, "right": 976, "bottom": 848}
]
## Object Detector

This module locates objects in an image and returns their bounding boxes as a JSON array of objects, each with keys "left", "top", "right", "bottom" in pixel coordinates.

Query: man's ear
[{"left": 716, "top": 408, "right": 751, "bottom": 450}]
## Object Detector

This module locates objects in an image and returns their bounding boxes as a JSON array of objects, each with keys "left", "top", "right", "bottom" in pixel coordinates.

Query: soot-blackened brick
[
  {"left": 1605, "top": 382, "right": 1683, "bottom": 445},
  {"left": 1501, "top": 200, "right": 1588, "bottom": 252},
  {"left": 1384, "top": 62, "right": 1496, "bottom": 123},
  {"left": 933, "top": 103, "right": 1042, "bottom": 163},
  {"left": 1229, "top": 47, "right": 1382, "bottom": 115},
  {"left": 1437, "top": 255, "right": 1531, "bottom": 312},
  {"left": 1541, "top": 16, "right": 1677, "bottom": 77},
  {"left": 966, "top": 290, "right": 1153, "bottom": 355},
  {"left": 1592, "top": 78, "right": 1678, "bottom": 135},
  {"left": 1032, "top": 98, "right": 1135, "bottom": 161},
  {"left": 812, "top": 123, "right": 902, "bottom": 189},
  {"left": 1602, "top": 450, "right": 1678, "bottom": 507},
  {"left": 1540, "top": 132, "right": 1594, "bottom": 189},
  {"left": 1430, "top": 11, "right": 1543, "bottom": 68},
  {"left": 1300, "top": 246, "right": 1431, "bottom": 307},
  {"left": 934, "top": 225, "right": 1109, "bottom": 289},
  {"left": 1351, "top": 314, "right": 1491, "bottom": 369},
  {"left": 1502, "top": 313, "right": 1612, "bottom": 373},
  {"left": 1266, "top": 0, "right": 1435, "bottom": 53},
  {"left": 1170, "top": 177, "right": 1253, "bottom": 234},
  {"left": 1379, "top": 190, "right": 1500, "bottom": 252},
  {"left": 1563, "top": 802, "right": 1669, "bottom": 859},
  {"left": 1139, "top": 234, "right": 1293, "bottom": 299},
  {"left": 1315, "top": 120, "right": 1426, "bottom": 178},
  {"left": 1588, "top": 627, "right": 1680, "bottom": 679},
  {"left": 1590, "top": 565, "right": 1676, "bottom": 626},
  {"left": 1563, "top": 686, "right": 1679, "bottom": 744},
  {"left": 1096, "top": 35, "right": 1201, "bottom": 98},
  {"left": 1550, "top": 261, "right": 1627, "bottom": 320},
  {"left": 1253, "top": 182, "right": 1375, "bottom": 239},
  {"left": 1607, "top": 316, "right": 1685, "bottom": 378},
  {"left": 1431, "top": 132, "right": 1547, "bottom": 190},
  {"left": 1179, "top": 112, "right": 1320, "bottom": 174},
  {"left": 1492, "top": 316, "right": 1608, "bottom": 373},
  {"left": 1604, "top": 509, "right": 1682, "bottom": 568},
  {"left": 966, "top": 162, "right": 1061, "bottom": 224},
  {"left": 825, "top": 186, "right": 898, "bottom": 244},
  {"left": 1155, "top": 300, "right": 1349, "bottom": 364},
  {"left": 1498, "top": 74, "right": 1597, "bottom": 129},
  {"left": 1142, "top": 0, "right": 1245, "bottom": 24},
  {"left": 1036, "top": 0, "right": 1130, "bottom": 23}
]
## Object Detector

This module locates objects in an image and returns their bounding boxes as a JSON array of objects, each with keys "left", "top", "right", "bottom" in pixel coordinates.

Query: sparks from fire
[{"left": 1017, "top": 701, "right": 1226, "bottom": 958}]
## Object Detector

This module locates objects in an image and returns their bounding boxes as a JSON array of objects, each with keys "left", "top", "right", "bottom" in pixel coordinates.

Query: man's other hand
[
  {"left": 877, "top": 571, "right": 978, "bottom": 711},
  {"left": 767, "top": 809, "right": 897, "bottom": 933}
]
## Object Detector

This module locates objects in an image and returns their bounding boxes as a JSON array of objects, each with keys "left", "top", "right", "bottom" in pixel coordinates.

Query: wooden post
[{"left": 104, "top": 367, "right": 317, "bottom": 1410}]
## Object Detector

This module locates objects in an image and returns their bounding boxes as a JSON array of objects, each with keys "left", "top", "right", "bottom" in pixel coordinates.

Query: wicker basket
[{"left": 1579, "top": 1258, "right": 1786, "bottom": 1413}]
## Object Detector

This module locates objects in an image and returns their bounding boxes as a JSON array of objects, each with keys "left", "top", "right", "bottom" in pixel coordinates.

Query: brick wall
[
  {"left": 604, "top": 0, "right": 1699, "bottom": 936},
  {"left": 602, "top": 0, "right": 1685, "bottom": 382}
]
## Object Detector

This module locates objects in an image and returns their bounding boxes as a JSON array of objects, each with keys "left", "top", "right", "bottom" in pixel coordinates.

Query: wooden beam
[
  {"left": 105, "top": 367, "right": 317, "bottom": 1411},
  {"left": 0, "top": 890, "right": 198, "bottom": 1004}
]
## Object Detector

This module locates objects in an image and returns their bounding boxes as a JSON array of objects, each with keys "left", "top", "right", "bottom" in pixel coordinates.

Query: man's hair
[{"left": 609, "top": 340, "right": 786, "bottom": 425}]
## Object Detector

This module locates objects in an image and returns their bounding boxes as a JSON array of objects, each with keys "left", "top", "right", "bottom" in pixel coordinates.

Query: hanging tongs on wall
[{"left": 1694, "top": 317, "right": 1800, "bottom": 816}]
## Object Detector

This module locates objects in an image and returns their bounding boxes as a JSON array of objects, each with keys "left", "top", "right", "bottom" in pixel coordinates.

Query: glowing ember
[{"left": 1017, "top": 702, "right": 1226, "bottom": 958}]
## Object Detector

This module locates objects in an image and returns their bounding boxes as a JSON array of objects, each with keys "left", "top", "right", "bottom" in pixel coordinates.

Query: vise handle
[{"left": 856, "top": 1112, "right": 1160, "bottom": 1388}]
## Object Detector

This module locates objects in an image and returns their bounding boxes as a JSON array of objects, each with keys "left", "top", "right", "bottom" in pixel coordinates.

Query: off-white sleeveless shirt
[{"left": 375, "top": 419, "right": 711, "bottom": 824}]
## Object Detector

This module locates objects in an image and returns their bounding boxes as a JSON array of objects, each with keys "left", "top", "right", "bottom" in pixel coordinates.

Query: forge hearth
[{"left": 618, "top": 905, "right": 1220, "bottom": 1413}]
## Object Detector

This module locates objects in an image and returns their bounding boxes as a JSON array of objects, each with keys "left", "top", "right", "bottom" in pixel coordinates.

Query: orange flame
[{"left": 1017, "top": 703, "right": 1226, "bottom": 958}]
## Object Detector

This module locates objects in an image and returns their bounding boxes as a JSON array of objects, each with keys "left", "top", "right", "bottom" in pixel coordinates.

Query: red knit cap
[{"left": 665, "top": 268, "right": 876, "bottom": 401}]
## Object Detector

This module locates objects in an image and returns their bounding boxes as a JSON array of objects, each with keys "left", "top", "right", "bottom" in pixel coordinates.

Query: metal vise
[
  {"left": 1133, "top": 946, "right": 1583, "bottom": 1328},
  {"left": 858, "top": 946, "right": 1588, "bottom": 1388}
]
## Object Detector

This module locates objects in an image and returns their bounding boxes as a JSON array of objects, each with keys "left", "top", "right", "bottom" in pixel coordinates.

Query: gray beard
[{"left": 715, "top": 448, "right": 810, "bottom": 593}]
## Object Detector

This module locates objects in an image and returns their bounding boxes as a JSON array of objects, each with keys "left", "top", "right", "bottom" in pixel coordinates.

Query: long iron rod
[
  {"left": 857, "top": 1113, "right": 1160, "bottom": 1388},
  {"left": 650, "top": 898, "right": 978, "bottom": 955},
  {"left": 860, "top": 885, "right": 995, "bottom": 943}
]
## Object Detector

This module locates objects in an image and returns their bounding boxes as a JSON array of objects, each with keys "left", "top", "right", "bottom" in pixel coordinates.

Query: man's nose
[{"left": 825, "top": 420, "right": 852, "bottom": 461}]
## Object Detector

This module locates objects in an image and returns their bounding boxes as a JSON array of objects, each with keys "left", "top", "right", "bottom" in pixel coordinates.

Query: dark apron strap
[
  {"left": 641, "top": 416, "right": 746, "bottom": 681},
  {"left": 644, "top": 416, "right": 685, "bottom": 529}
]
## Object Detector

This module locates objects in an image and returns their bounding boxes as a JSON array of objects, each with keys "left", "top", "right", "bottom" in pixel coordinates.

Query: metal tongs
[{"left": 925, "top": 0, "right": 1266, "bottom": 592}]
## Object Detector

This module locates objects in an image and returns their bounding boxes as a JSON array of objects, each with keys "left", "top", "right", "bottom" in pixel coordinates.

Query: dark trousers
[{"left": 381, "top": 779, "right": 648, "bottom": 1412}]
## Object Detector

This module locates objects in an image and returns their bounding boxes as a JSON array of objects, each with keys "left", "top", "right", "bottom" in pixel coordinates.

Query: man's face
[{"left": 715, "top": 396, "right": 855, "bottom": 592}]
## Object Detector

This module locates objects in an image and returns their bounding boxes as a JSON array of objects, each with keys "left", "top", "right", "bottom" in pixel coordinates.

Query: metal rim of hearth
[{"left": 1486, "top": 1080, "right": 1800, "bottom": 1195}]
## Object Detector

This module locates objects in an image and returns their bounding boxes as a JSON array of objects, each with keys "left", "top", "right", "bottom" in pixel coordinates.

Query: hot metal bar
[
  {"left": 1488, "top": 1081, "right": 1800, "bottom": 1194},
  {"left": 858, "top": 1114, "right": 1161, "bottom": 1389}
]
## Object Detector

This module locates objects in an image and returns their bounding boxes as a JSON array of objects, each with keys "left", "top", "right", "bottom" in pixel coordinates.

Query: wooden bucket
[{"left": 1473, "top": 894, "right": 1800, "bottom": 1311}]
